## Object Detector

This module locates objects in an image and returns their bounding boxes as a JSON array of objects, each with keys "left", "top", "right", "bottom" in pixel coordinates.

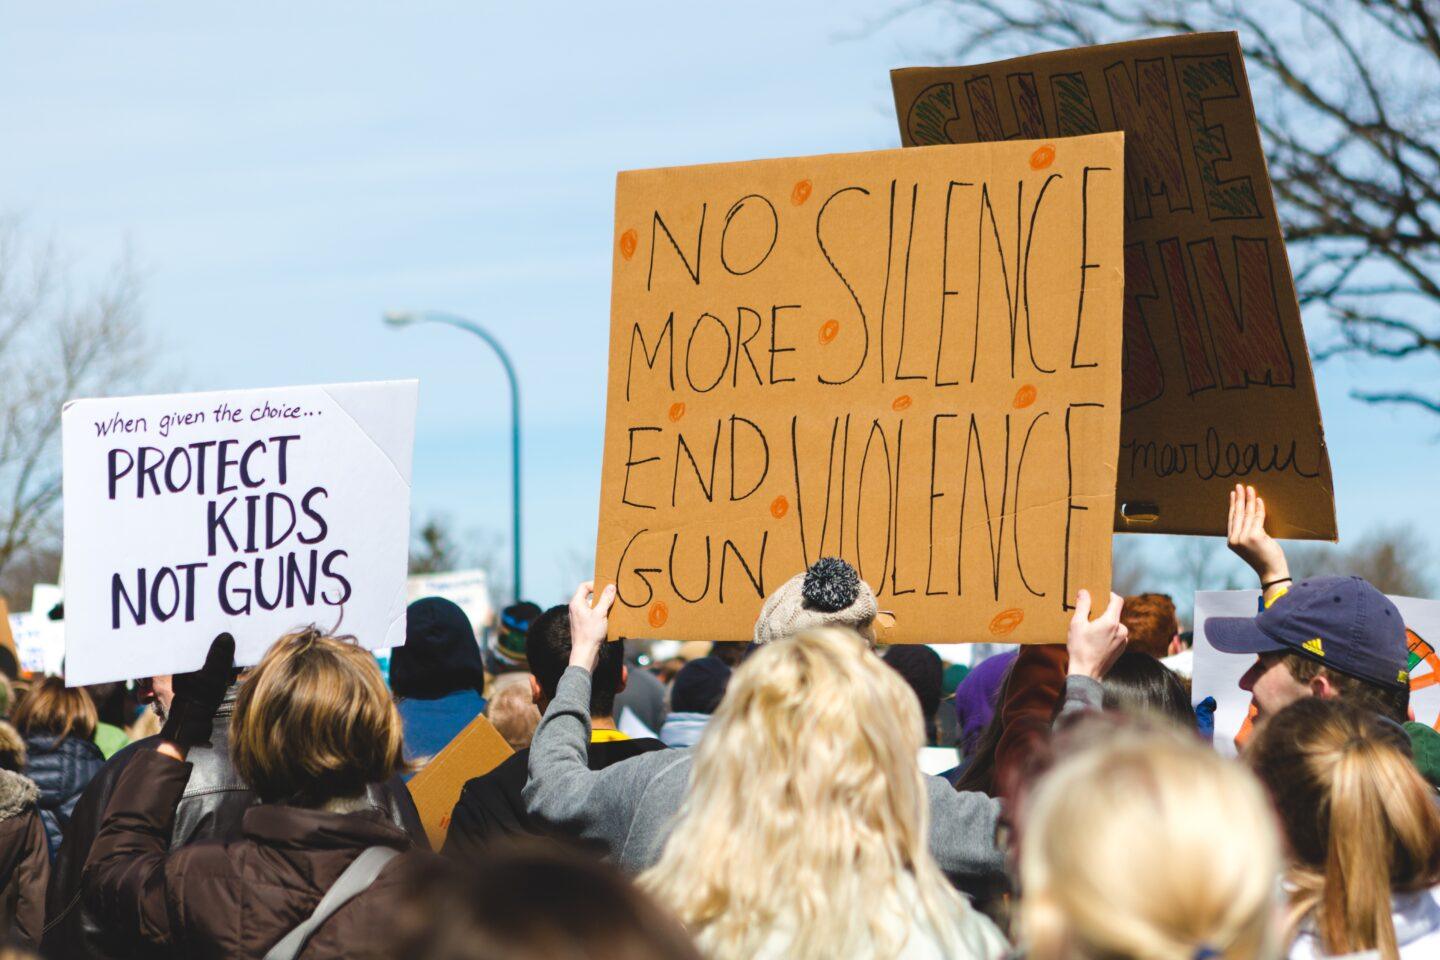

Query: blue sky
[{"left": 3, "top": 2, "right": 1436, "bottom": 610}]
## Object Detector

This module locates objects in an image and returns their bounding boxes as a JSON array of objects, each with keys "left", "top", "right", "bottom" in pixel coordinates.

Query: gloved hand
[{"left": 159, "top": 633, "right": 235, "bottom": 749}]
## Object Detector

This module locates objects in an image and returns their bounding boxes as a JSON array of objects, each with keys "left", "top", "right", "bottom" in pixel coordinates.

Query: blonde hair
[
  {"left": 1248, "top": 697, "right": 1440, "bottom": 959},
  {"left": 12, "top": 676, "right": 96, "bottom": 742},
  {"left": 1021, "top": 724, "right": 1282, "bottom": 960},
  {"left": 231, "top": 626, "right": 406, "bottom": 806},
  {"left": 486, "top": 678, "right": 540, "bottom": 750},
  {"left": 0, "top": 720, "right": 25, "bottom": 771},
  {"left": 640, "top": 628, "right": 1003, "bottom": 960}
]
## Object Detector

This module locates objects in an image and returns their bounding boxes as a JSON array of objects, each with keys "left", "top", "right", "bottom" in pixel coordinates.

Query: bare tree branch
[
  {"left": 908, "top": 0, "right": 1440, "bottom": 417},
  {"left": 0, "top": 221, "right": 154, "bottom": 602}
]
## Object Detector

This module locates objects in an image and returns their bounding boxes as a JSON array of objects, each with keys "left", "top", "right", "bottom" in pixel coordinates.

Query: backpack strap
[{"left": 263, "top": 846, "right": 400, "bottom": 960}]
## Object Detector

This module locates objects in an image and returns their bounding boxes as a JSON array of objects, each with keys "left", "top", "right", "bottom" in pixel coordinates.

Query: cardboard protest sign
[
  {"left": 407, "top": 713, "right": 513, "bottom": 849},
  {"left": 1193, "top": 590, "right": 1440, "bottom": 756},
  {"left": 595, "top": 134, "right": 1126, "bottom": 644},
  {"left": 61, "top": 380, "right": 417, "bottom": 685},
  {"left": 892, "top": 33, "right": 1336, "bottom": 539}
]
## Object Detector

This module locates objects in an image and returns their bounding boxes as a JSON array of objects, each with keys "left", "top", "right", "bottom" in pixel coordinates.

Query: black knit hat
[{"left": 391, "top": 597, "right": 485, "bottom": 700}]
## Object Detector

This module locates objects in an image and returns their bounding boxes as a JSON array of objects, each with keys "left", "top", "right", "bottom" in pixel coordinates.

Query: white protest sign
[
  {"left": 9, "top": 611, "right": 63, "bottom": 676},
  {"left": 30, "top": 583, "right": 62, "bottom": 618},
  {"left": 405, "top": 569, "right": 493, "bottom": 639},
  {"left": 61, "top": 380, "right": 417, "bottom": 685},
  {"left": 1193, "top": 589, "right": 1440, "bottom": 757}
]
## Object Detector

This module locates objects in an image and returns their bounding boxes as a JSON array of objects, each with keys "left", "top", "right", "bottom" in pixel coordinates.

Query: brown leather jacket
[
  {"left": 45, "top": 686, "right": 424, "bottom": 960},
  {"left": 0, "top": 768, "right": 48, "bottom": 946},
  {"left": 84, "top": 749, "right": 433, "bottom": 960}
]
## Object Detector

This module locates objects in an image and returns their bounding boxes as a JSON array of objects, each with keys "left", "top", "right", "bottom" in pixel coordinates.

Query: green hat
[{"left": 942, "top": 663, "right": 970, "bottom": 698}]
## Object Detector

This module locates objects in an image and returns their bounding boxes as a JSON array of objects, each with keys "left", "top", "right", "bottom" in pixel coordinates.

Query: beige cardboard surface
[
  {"left": 407, "top": 713, "right": 513, "bottom": 850},
  {"left": 892, "top": 33, "right": 1336, "bottom": 540},
  {"left": 596, "top": 134, "right": 1125, "bottom": 644}
]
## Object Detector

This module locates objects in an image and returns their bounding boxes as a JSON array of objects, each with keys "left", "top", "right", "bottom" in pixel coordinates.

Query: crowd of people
[{"left": 0, "top": 482, "right": 1435, "bottom": 958}]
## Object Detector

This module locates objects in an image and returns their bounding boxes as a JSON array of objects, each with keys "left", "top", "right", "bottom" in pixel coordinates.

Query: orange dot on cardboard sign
[
  {"left": 819, "top": 319, "right": 840, "bottom": 344},
  {"left": 648, "top": 601, "right": 669, "bottom": 629},
  {"left": 989, "top": 608, "right": 1025, "bottom": 636},
  {"left": 892, "top": 395, "right": 913, "bottom": 412},
  {"left": 791, "top": 179, "right": 813, "bottom": 205},
  {"left": 668, "top": 402, "right": 686, "bottom": 422},
  {"left": 619, "top": 228, "right": 639, "bottom": 260},
  {"left": 1013, "top": 384, "right": 1037, "bottom": 408},
  {"left": 770, "top": 495, "right": 789, "bottom": 519},
  {"left": 1029, "top": 145, "right": 1056, "bottom": 170}
]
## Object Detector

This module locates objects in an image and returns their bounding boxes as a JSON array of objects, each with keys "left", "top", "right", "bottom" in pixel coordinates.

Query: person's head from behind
[
  {"left": 1102, "top": 651, "right": 1195, "bottom": 728},
  {"left": 391, "top": 596, "right": 484, "bottom": 701},
  {"left": 486, "top": 600, "right": 541, "bottom": 675},
  {"left": 1248, "top": 697, "right": 1440, "bottom": 957},
  {"left": 526, "top": 604, "right": 625, "bottom": 717},
  {"left": 388, "top": 845, "right": 701, "bottom": 960},
  {"left": 83, "top": 681, "right": 129, "bottom": 728},
  {"left": 1121, "top": 593, "right": 1180, "bottom": 659},
  {"left": 752, "top": 556, "right": 879, "bottom": 646},
  {"left": 231, "top": 626, "right": 404, "bottom": 807},
  {"left": 1020, "top": 723, "right": 1281, "bottom": 960},
  {"left": 12, "top": 676, "right": 96, "bottom": 742},
  {"left": 883, "top": 644, "right": 943, "bottom": 744},
  {"left": 667, "top": 656, "right": 730, "bottom": 716},
  {"left": 485, "top": 677, "right": 540, "bottom": 750},
  {"left": 1208, "top": 576, "right": 1409, "bottom": 723},
  {"left": 708, "top": 641, "right": 747, "bottom": 668},
  {"left": 643, "top": 627, "right": 1000, "bottom": 960}
]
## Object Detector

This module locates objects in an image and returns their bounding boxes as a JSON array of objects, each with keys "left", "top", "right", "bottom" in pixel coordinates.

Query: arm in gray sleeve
[
  {"left": 926, "top": 675, "right": 1100, "bottom": 890},
  {"left": 924, "top": 777, "right": 1006, "bottom": 885},
  {"left": 523, "top": 665, "right": 642, "bottom": 854},
  {"left": 1057, "top": 674, "right": 1104, "bottom": 721}
]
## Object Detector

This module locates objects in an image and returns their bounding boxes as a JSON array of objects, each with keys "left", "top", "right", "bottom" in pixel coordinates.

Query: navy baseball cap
[{"left": 1207, "top": 576, "right": 1408, "bottom": 690}]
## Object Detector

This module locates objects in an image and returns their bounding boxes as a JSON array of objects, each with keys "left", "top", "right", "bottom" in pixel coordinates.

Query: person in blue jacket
[{"left": 391, "top": 597, "right": 488, "bottom": 768}]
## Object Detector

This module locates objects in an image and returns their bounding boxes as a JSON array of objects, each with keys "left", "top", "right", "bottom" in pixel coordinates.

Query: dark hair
[
  {"left": 1102, "top": 652, "right": 1195, "bottom": 728},
  {"left": 83, "top": 682, "right": 129, "bottom": 729},
  {"left": 1282, "top": 653, "right": 1409, "bottom": 724},
  {"left": 386, "top": 846, "right": 703, "bottom": 960},
  {"left": 669, "top": 657, "right": 731, "bottom": 715},
  {"left": 883, "top": 645, "right": 943, "bottom": 745},
  {"left": 709, "top": 642, "right": 748, "bottom": 668},
  {"left": 526, "top": 605, "right": 625, "bottom": 717}
]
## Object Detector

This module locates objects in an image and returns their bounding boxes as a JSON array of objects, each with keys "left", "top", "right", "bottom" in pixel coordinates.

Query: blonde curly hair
[{"left": 641, "top": 627, "right": 1005, "bottom": 960}]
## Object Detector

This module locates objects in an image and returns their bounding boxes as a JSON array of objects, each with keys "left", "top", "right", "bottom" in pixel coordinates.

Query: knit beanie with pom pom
[{"left": 752, "top": 557, "right": 879, "bottom": 646}]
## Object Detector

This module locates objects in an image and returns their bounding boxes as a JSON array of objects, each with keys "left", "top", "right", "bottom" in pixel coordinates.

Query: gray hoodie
[{"left": 524, "top": 664, "right": 1102, "bottom": 883}]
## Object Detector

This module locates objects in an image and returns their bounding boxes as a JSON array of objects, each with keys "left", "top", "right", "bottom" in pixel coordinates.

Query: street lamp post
[{"left": 383, "top": 309, "right": 523, "bottom": 602}]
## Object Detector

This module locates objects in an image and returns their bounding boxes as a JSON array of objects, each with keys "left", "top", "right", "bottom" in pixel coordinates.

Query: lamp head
[{"left": 382, "top": 310, "right": 418, "bottom": 328}]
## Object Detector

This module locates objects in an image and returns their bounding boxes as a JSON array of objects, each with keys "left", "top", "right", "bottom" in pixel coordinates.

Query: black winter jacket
[{"left": 24, "top": 733, "right": 104, "bottom": 858}]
